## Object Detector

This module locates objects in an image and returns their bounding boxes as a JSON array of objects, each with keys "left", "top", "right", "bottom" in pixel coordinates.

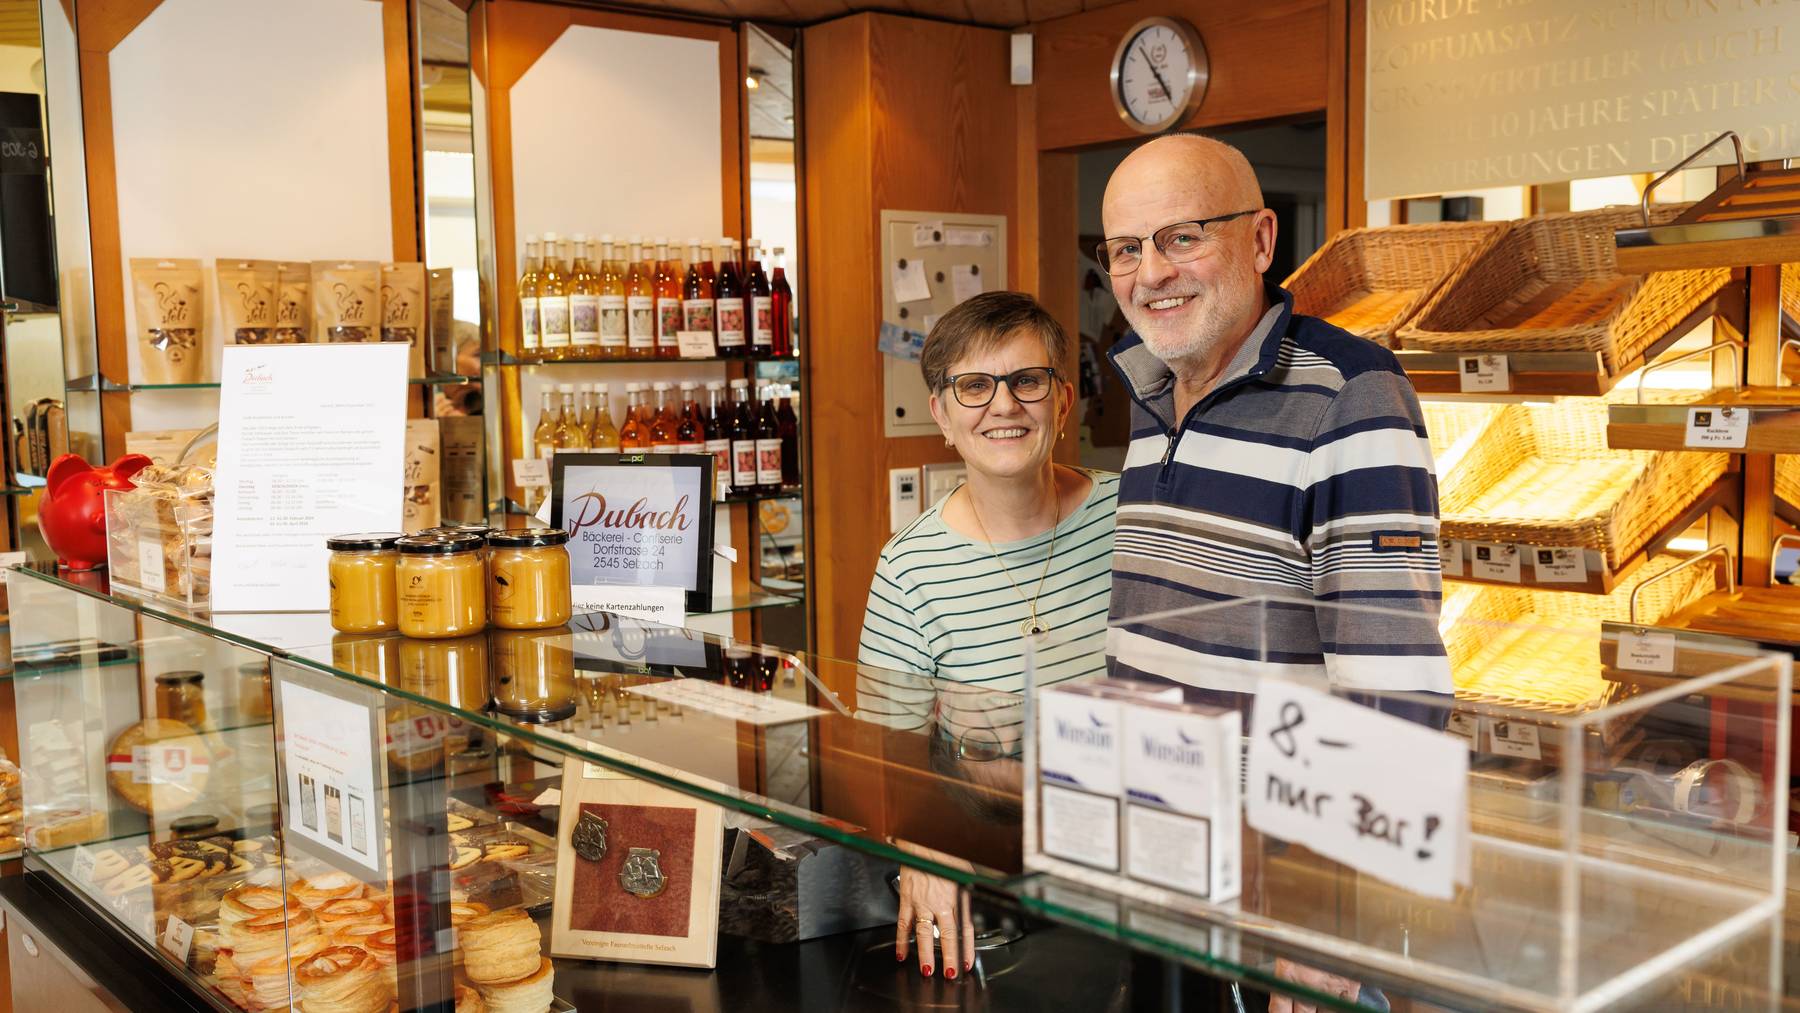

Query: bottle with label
[
  {"left": 648, "top": 382, "right": 678, "bottom": 453},
  {"left": 675, "top": 381, "right": 705, "bottom": 453},
  {"left": 728, "top": 378, "right": 758, "bottom": 495},
  {"left": 653, "top": 238, "right": 683, "bottom": 360},
  {"left": 755, "top": 384, "right": 784, "bottom": 492},
  {"left": 770, "top": 246, "right": 794, "bottom": 357},
  {"left": 776, "top": 391, "right": 799, "bottom": 486},
  {"left": 590, "top": 382, "right": 621, "bottom": 451},
  {"left": 746, "top": 239, "right": 774, "bottom": 354},
  {"left": 619, "top": 383, "right": 648, "bottom": 450},
  {"left": 555, "top": 383, "right": 586, "bottom": 451},
  {"left": 702, "top": 380, "right": 731, "bottom": 496},
  {"left": 682, "top": 238, "right": 715, "bottom": 350},
  {"left": 700, "top": 239, "right": 717, "bottom": 290},
  {"left": 625, "top": 236, "right": 655, "bottom": 357},
  {"left": 567, "top": 234, "right": 600, "bottom": 359},
  {"left": 518, "top": 236, "right": 542, "bottom": 361},
  {"left": 532, "top": 387, "right": 558, "bottom": 460},
  {"left": 715, "top": 238, "right": 746, "bottom": 356},
  {"left": 592, "top": 234, "right": 626, "bottom": 359},
  {"left": 576, "top": 382, "right": 597, "bottom": 434},
  {"left": 538, "top": 232, "right": 572, "bottom": 359}
]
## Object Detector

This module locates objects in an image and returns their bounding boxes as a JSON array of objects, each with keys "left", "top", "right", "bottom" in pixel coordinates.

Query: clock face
[{"left": 1114, "top": 20, "right": 1202, "bottom": 131}]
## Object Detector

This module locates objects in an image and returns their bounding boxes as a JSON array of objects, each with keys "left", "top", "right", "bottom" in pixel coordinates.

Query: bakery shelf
[
  {"left": 1438, "top": 400, "right": 1731, "bottom": 578},
  {"left": 485, "top": 350, "right": 798, "bottom": 367},
  {"left": 1607, "top": 387, "right": 1800, "bottom": 454},
  {"left": 1614, "top": 133, "right": 1800, "bottom": 273},
  {"left": 1777, "top": 455, "right": 1799, "bottom": 524},
  {"left": 1650, "top": 585, "right": 1800, "bottom": 653},
  {"left": 1282, "top": 220, "right": 1504, "bottom": 347}
]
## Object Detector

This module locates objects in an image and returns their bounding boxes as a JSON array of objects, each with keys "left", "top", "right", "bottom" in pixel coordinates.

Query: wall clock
[{"left": 1109, "top": 16, "right": 1209, "bottom": 135}]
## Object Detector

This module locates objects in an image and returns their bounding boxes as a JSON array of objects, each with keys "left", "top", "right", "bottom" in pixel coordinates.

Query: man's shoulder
[{"left": 1282, "top": 309, "right": 1407, "bottom": 385}]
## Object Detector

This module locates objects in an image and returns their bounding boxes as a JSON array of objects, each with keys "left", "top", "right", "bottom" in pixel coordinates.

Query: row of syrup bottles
[
  {"left": 517, "top": 235, "right": 793, "bottom": 360},
  {"left": 532, "top": 379, "right": 798, "bottom": 495}
]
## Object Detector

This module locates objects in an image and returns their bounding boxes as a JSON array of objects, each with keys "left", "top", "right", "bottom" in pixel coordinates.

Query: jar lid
[
  {"left": 430, "top": 522, "right": 493, "bottom": 539},
  {"left": 397, "top": 532, "right": 485, "bottom": 555},
  {"left": 155, "top": 670, "right": 205, "bottom": 685},
  {"left": 487, "top": 527, "right": 570, "bottom": 548},
  {"left": 170, "top": 814, "right": 219, "bottom": 836},
  {"left": 326, "top": 532, "right": 403, "bottom": 551}
]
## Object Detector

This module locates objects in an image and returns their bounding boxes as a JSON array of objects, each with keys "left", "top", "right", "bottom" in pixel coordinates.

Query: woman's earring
[{"left": 944, "top": 437, "right": 954, "bottom": 448}]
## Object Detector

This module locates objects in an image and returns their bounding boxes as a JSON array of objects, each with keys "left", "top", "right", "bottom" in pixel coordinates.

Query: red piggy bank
[{"left": 39, "top": 453, "right": 154, "bottom": 571}]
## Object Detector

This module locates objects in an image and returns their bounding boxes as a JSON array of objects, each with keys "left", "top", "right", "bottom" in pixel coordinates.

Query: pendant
[
  {"left": 572, "top": 810, "right": 609, "bottom": 862},
  {"left": 619, "top": 847, "right": 668, "bottom": 898},
  {"left": 1021, "top": 617, "right": 1048, "bottom": 637}
]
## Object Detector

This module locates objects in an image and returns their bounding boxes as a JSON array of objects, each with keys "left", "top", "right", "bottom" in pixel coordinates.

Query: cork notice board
[{"left": 879, "top": 210, "right": 1008, "bottom": 438}]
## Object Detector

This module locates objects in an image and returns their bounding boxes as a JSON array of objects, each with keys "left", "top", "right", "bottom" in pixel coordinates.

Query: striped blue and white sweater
[{"left": 1105, "top": 282, "right": 1452, "bottom": 696}]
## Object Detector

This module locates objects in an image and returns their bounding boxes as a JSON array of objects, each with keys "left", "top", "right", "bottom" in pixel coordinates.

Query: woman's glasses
[{"left": 942, "top": 367, "right": 1057, "bottom": 408}]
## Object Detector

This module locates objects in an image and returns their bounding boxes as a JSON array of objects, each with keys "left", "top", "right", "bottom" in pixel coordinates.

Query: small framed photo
[{"left": 550, "top": 452, "right": 715, "bottom": 613}]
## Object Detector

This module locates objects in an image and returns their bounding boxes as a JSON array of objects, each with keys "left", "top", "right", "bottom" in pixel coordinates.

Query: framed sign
[{"left": 550, "top": 453, "right": 715, "bottom": 613}]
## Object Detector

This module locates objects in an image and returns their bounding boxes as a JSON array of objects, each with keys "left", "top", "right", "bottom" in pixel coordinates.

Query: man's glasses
[
  {"left": 1094, "top": 209, "right": 1259, "bottom": 276},
  {"left": 942, "top": 367, "right": 1057, "bottom": 408}
]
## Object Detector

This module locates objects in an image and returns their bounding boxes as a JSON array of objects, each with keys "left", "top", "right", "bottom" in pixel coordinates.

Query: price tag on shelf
[
  {"left": 160, "top": 914, "right": 195, "bottom": 964},
  {"left": 1457, "top": 354, "right": 1510, "bottom": 393},
  {"left": 71, "top": 844, "right": 96, "bottom": 886},
  {"left": 136, "top": 538, "right": 167, "bottom": 593},
  {"left": 1439, "top": 538, "right": 1464, "bottom": 577},
  {"left": 1467, "top": 542, "right": 1521, "bottom": 583},
  {"left": 1446, "top": 712, "right": 1481, "bottom": 751},
  {"left": 511, "top": 458, "right": 549, "bottom": 489},
  {"left": 1617, "top": 628, "right": 1676, "bottom": 674},
  {"left": 677, "top": 330, "right": 718, "bottom": 358},
  {"left": 1487, "top": 719, "right": 1542, "bottom": 760},
  {"left": 1530, "top": 546, "right": 1588, "bottom": 584},
  {"left": 1684, "top": 406, "right": 1749, "bottom": 449}
]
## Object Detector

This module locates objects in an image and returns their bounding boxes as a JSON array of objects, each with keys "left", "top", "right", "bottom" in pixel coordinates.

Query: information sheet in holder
[
  {"left": 212, "top": 344, "right": 409, "bottom": 611},
  {"left": 278, "top": 679, "right": 383, "bottom": 879}
]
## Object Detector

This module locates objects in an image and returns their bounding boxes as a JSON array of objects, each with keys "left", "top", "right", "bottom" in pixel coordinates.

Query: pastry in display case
[{"left": 105, "top": 461, "right": 216, "bottom": 607}]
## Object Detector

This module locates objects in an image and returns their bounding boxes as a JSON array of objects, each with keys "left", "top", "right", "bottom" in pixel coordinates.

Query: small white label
[
  {"left": 570, "top": 584, "right": 687, "bottom": 626},
  {"left": 1685, "top": 406, "right": 1749, "bottom": 449},
  {"left": 1468, "top": 542, "right": 1521, "bottom": 583},
  {"left": 715, "top": 297, "right": 746, "bottom": 348},
  {"left": 570, "top": 293, "right": 601, "bottom": 347},
  {"left": 1618, "top": 628, "right": 1676, "bottom": 674},
  {"left": 436, "top": 926, "right": 458, "bottom": 955},
  {"left": 538, "top": 295, "right": 571, "bottom": 348},
  {"left": 512, "top": 458, "right": 550, "bottom": 488},
  {"left": 0, "top": 550, "right": 25, "bottom": 568},
  {"left": 677, "top": 330, "right": 717, "bottom": 358},
  {"left": 1458, "top": 354, "right": 1510, "bottom": 392},
  {"left": 1125, "top": 805, "right": 1211, "bottom": 896},
  {"left": 1439, "top": 539, "right": 1464, "bottom": 576},
  {"left": 137, "top": 538, "right": 167, "bottom": 593},
  {"left": 1488, "top": 719, "right": 1542, "bottom": 760},
  {"left": 627, "top": 295, "right": 655, "bottom": 350},
  {"left": 1446, "top": 712, "right": 1481, "bottom": 750},
  {"left": 598, "top": 294, "right": 627, "bottom": 349},
  {"left": 755, "top": 437, "right": 783, "bottom": 486},
  {"left": 912, "top": 221, "right": 945, "bottom": 247},
  {"left": 530, "top": 788, "right": 562, "bottom": 807},
  {"left": 1041, "top": 783, "right": 1120, "bottom": 872},
  {"left": 1530, "top": 546, "right": 1588, "bottom": 584},
  {"left": 72, "top": 845, "right": 97, "bottom": 886},
  {"left": 160, "top": 914, "right": 195, "bottom": 963}
]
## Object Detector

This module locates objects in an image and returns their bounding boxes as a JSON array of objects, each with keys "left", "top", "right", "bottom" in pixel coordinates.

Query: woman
[{"left": 857, "top": 290, "right": 1118, "bottom": 981}]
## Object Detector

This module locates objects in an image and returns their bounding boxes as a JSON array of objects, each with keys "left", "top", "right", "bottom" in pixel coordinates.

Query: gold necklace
[{"left": 966, "top": 483, "right": 1061, "bottom": 637}]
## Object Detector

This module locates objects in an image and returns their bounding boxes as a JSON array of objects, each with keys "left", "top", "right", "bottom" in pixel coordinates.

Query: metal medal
[
  {"left": 571, "top": 810, "right": 609, "bottom": 862},
  {"left": 619, "top": 847, "right": 668, "bottom": 898}
]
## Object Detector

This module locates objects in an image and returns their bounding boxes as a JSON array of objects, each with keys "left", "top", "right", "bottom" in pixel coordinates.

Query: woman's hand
[
  {"left": 895, "top": 865, "right": 974, "bottom": 979},
  {"left": 1270, "top": 957, "right": 1364, "bottom": 1013}
]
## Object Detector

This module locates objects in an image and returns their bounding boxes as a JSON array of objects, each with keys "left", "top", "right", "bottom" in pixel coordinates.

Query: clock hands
[{"left": 1137, "top": 42, "right": 1173, "bottom": 106}]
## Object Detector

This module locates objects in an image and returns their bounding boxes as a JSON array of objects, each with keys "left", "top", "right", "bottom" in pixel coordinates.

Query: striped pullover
[{"left": 1105, "top": 282, "right": 1451, "bottom": 696}]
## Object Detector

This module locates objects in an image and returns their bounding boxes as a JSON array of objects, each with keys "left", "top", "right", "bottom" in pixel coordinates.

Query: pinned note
[
  {"left": 913, "top": 222, "right": 945, "bottom": 247},
  {"left": 945, "top": 226, "right": 992, "bottom": 247},
  {"left": 952, "top": 264, "right": 984, "bottom": 305},
  {"left": 878, "top": 321, "right": 927, "bottom": 361},
  {"left": 892, "top": 258, "right": 932, "bottom": 303},
  {"left": 1246, "top": 678, "right": 1469, "bottom": 899}
]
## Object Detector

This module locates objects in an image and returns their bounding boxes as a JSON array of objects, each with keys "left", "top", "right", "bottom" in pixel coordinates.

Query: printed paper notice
[
  {"left": 279, "top": 680, "right": 381, "bottom": 877},
  {"left": 212, "top": 345, "right": 407, "bottom": 611},
  {"left": 624, "top": 678, "right": 826, "bottom": 726},
  {"left": 892, "top": 259, "right": 931, "bottom": 303},
  {"left": 951, "top": 265, "right": 984, "bottom": 305},
  {"left": 1246, "top": 678, "right": 1468, "bottom": 899}
]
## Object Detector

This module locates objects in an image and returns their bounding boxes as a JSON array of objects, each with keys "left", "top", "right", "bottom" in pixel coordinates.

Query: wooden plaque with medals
[{"left": 549, "top": 761, "right": 723, "bottom": 968}]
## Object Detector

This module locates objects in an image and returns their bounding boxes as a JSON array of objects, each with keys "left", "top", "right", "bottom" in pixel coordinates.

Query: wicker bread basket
[
  {"left": 1283, "top": 221, "right": 1505, "bottom": 347},
  {"left": 1438, "top": 400, "right": 1728, "bottom": 570},
  {"left": 1441, "top": 553, "right": 1719, "bottom": 713},
  {"left": 1421, "top": 401, "right": 1503, "bottom": 476},
  {"left": 1398, "top": 205, "right": 1732, "bottom": 371},
  {"left": 1779, "top": 455, "right": 1800, "bottom": 511},
  {"left": 1784, "top": 263, "right": 1798, "bottom": 327}
]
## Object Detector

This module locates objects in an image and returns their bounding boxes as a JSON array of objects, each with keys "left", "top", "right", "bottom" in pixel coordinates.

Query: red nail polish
[
  {"left": 966, "top": 960, "right": 974, "bottom": 972},
  {"left": 922, "top": 965, "right": 933, "bottom": 977},
  {"left": 946, "top": 967, "right": 957, "bottom": 980},
  {"left": 896, "top": 952, "right": 905, "bottom": 962}
]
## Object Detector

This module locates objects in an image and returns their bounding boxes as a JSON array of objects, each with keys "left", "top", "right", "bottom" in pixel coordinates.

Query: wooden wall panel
[
  {"left": 1030, "top": 0, "right": 1330, "bottom": 152},
  {"left": 802, "top": 12, "right": 1018, "bottom": 665}
]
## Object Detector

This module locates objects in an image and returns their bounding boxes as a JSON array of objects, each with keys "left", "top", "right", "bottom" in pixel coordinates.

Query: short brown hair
[{"left": 919, "top": 291, "right": 1070, "bottom": 393}]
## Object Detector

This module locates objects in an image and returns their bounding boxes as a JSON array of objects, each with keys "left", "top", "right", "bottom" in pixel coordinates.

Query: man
[{"left": 1099, "top": 133, "right": 1451, "bottom": 699}]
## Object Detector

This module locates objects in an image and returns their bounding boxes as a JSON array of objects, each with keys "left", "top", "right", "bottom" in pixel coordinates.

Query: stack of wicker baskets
[
  {"left": 1440, "top": 552, "right": 1721, "bottom": 714},
  {"left": 1421, "top": 401, "right": 1502, "bottom": 476},
  {"left": 1398, "top": 205, "right": 1732, "bottom": 374},
  {"left": 1778, "top": 455, "right": 1800, "bottom": 513},
  {"left": 1438, "top": 400, "right": 1728, "bottom": 572},
  {"left": 1284, "top": 220, "right": 1505, "bottom": 346}
]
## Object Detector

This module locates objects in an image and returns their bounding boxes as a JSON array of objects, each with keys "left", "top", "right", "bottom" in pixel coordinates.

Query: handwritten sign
[{"left": 1246, "top": 679, "right": 1468, "bottom": 899}]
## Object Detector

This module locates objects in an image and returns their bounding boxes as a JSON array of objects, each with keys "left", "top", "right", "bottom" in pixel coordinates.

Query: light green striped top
[{"left": 856, "top": 470, "right": 1118, "bottom": 732}]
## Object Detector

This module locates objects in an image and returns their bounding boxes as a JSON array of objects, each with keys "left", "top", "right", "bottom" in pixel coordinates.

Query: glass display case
[{"left": 3, "top": 562, "right": 1792, "bottom": 1012}]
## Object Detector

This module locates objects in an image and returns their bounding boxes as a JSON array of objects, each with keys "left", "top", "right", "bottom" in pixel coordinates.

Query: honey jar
[
  {"left": 327, "top": 533, "right": 403, "bottom": 634},
  {"left": 154, "top": 670, "right": 207, "bottom": 729},
  {"left": 487, "top": 528, "right": 572, "bottom": 630},
  {"left": 489, "top": 626, "right": 576, "bottom": 722},
  {"left": 398, "top": 633, "right": 488, "bottom": 710},
  {"left": 237, "top": 661, "right": 273, "bottom": 721},
  {"left": 396, "top": 532, "right": 486, "bottom": 639},
  {"left": 330, "top": 634, "right": 404, "bottom": 686}
]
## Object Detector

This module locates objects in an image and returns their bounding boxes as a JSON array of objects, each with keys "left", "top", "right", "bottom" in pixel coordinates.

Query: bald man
[{"left": 1099, "top": 134, "right": 1451, "bottom": 702}]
